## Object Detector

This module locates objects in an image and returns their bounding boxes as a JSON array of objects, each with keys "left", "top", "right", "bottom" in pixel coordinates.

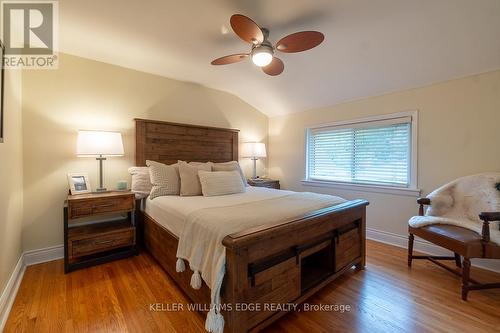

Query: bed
[{"left": 135, "top": 118, "right": 369, "bottom": 332}]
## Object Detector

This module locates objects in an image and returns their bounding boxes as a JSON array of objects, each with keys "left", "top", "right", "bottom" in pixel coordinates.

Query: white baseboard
[
  {"left": 367, "top": 227, "right": 450, "bottom": 255},
  {"left": 367, "top": 227, "right": 500, "bottom": 273},
  {"left": 0, "top": 244, "right": 64, "bottom": 331},
  {"left": 0, "top": 255, "right": 25, "bottom": 331},
  {"left": 23, "top": 245, "right": 64, "bottom": 266}
]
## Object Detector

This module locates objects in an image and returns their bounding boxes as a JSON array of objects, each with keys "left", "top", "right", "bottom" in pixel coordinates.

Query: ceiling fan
[{"left": 211, "top": 14, "right": 325, "bottom": 76}]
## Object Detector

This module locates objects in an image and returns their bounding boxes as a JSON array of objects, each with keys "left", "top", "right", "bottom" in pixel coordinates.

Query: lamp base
[
  {"left": 251, "top": 157, "right": 258, "bottom": 180},
  {"left": 96, "top": 155, "right": 107, "bottom": 193}
]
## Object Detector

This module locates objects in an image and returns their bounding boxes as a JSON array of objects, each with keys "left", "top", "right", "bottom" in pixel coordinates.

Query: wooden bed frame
[{"left": 135, "top": 118, "right": 369, "bottom": 332}]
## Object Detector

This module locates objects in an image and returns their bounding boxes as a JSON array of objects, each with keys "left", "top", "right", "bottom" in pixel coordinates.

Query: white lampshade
[
  {"left": 241, "top": 142, "right": 267, "bottom": 158},
  {"left": 77, "top": 130, "right": 124, "bottom": 156}
]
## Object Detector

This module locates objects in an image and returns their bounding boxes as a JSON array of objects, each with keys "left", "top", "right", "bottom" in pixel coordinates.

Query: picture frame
[
  {"left": 0, "top": 40, "right": 4, "bottom": 143},
  {"left": 67, "top": 173, "right": 92, "bottom": 195}
]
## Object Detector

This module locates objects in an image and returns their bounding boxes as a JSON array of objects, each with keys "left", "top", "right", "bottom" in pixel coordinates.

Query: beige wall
[
  {"left": 17, "top": 53, "right": 500, "bottom": 269},
  {"left": 21, "top": 53, "right": 268, "bottom": 251},
  {"left": 0, "top": 69, "right": 23, "bottom": 292},
  {"left": 269, "top": 70, "right": 500, "bottom": 256}
]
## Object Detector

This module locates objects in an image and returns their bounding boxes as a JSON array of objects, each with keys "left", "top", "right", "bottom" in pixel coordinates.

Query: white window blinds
[{"left": 307, "top": 116, "right": 412, "bottom": 187}]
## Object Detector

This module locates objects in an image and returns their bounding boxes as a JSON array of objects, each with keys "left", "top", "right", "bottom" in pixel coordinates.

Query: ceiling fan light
[{"left": 251, "top": 46, "right": 273, "bottom": 67}]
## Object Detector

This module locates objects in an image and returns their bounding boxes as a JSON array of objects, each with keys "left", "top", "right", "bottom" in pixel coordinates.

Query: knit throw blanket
[
  {"left": 409, "top": 173, "right": 500, "bottom": 244},
  {"left": 175, "top": 192, "right": 345, "bottom": 333}
]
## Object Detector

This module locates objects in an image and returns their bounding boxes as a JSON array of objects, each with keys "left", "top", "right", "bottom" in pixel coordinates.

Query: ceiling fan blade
[
  {"left": 211, "top": 53, "right": 249, "bottom": 65},
  {"left": 262, "top": 57, "right": 284, "bottom": 76},
  {"left": 276, "top": 31, "right": 324, "bottom": 53},
  {"left": 230, "top": 14, "right": 264, "bottom": 44}
]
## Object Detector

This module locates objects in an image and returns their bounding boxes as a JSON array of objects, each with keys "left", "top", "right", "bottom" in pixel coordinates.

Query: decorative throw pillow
[
  {"left": 178, "top": 161, "right": 212, "bottom": 196},
  {"left": 146, "top": 160, "right": 180, "bottom": 199},
  {"left": 198, "top": 170, "right": 246, "bottom": 197},
  {"left": 128, "top": 166, "right": 152, "bottom": 199},
  {"left": 212, "top": 161, "right": 247, "bottom": 187}
]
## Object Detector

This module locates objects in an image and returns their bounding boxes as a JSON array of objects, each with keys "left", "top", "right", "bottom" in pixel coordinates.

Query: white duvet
[
  {"left": 173, "top": 189, "right": 345, "bottom": 333},
  {"left": 145, "top": 187, "right": 298, "bottom": 236}
]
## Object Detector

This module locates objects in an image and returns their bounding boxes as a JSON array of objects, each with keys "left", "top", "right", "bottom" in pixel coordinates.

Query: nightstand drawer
[
  {"left": 69, "top": 195, "right": 134, "bottom": 219},
  {"left": 257, "top": 182, "right": 280, "bottom": 189},
  {"left": 247, "top": 179, "right": 280, "bottom": 189},
  {"left": 70, "top": 228, "right": 135, "bottom": 259}
]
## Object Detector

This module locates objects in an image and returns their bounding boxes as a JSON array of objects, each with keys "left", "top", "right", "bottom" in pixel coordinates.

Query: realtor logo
[{"left": 1, "top": 1, "right": 58, "bottom": 68}]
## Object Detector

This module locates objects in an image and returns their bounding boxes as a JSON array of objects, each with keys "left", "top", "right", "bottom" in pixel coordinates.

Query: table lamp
[
  {"left": 77, "top": 130, "right": 124, "bottom": 192},
  {"left": 241, "top": 142, "right": 267, "bottom": 179}
]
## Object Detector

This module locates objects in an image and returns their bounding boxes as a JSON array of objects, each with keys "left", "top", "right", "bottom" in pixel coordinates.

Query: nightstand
[
  {"left": 63, "top": 191, "right": 138, "bottom": 273},
  {"left": 247, "top": 178, "right": 280, "bottom": 189}
]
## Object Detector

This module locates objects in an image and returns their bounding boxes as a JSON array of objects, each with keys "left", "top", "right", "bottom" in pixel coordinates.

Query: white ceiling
[{"left": 59, "top": 0, "right": 500, "bottom": 117}]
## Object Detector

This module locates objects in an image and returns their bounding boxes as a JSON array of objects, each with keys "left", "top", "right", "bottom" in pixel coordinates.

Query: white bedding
[{"left": 144, "top": 187, "right": 296, "bottom": 236}]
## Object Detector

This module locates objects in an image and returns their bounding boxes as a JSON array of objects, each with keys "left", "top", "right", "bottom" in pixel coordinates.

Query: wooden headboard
[{"left": 135, "top": 118, "right": 239, "bottom": 166}]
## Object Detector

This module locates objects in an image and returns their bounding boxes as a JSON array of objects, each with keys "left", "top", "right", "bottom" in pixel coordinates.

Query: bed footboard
[{"left": 219, "top": 199, "right": 368, "bottom": 332}]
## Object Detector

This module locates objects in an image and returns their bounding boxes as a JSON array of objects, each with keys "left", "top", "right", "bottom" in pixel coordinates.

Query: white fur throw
[{"left": 409, "top": 173, "right": 500, "bottom": 245}]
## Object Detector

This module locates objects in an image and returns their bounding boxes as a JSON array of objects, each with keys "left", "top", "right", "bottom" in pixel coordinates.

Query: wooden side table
[
  {"left": 64, "top": 191, "right": 138, "bottom": 273},
  {"left": 247, "top": 178, "right": 280, "bottom": 189}
]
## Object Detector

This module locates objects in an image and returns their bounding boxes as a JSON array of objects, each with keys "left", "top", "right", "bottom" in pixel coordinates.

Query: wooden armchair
[{"left": 407, "top": 174, "right": 500, "bottom": 300}]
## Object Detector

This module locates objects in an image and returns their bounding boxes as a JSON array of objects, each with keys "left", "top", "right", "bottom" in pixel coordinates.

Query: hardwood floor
[{"left": 5, "top": 240, "right": 500, "bottom": 332}]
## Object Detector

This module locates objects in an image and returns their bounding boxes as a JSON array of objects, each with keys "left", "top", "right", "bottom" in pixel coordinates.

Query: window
[{"left": 305, "top": 112, "right": 418, "bottom": 194}]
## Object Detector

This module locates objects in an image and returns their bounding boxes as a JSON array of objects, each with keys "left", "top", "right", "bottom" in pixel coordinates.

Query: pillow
[
  {"left": 146, "top": 160, "right": 180, "bottom": 199},
  {"left": 212, "top": 161, "right": 247, "bottom": 187},
  {"left": 189, "top": 161, "right": 214, "bottom": 167},
  {"left": 128, "top": 166, "right": 152, "bottom": 199},
  {"left": 198, "top": 170, "right": 246, "bottom": 197},
  {"left": 178, "top": 161, "right": 212, "bottom": 196}
]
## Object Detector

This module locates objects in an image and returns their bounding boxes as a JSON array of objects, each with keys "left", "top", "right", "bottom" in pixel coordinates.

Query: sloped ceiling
[{"left": 59, "top": 0, "right": 500, "bottom": 117}]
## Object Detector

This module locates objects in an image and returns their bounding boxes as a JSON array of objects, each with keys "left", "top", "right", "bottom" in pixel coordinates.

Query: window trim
[{"left": 304, "top": 111, "right": 420, "bottom": 196}]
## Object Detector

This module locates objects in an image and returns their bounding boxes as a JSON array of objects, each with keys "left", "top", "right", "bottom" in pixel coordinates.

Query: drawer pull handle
[
  {"left": 93, "top": 203, "right": 114, "bottom": 209},
  {"left": 95, "top": 240, "right": 114, "bottom": 245}
]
